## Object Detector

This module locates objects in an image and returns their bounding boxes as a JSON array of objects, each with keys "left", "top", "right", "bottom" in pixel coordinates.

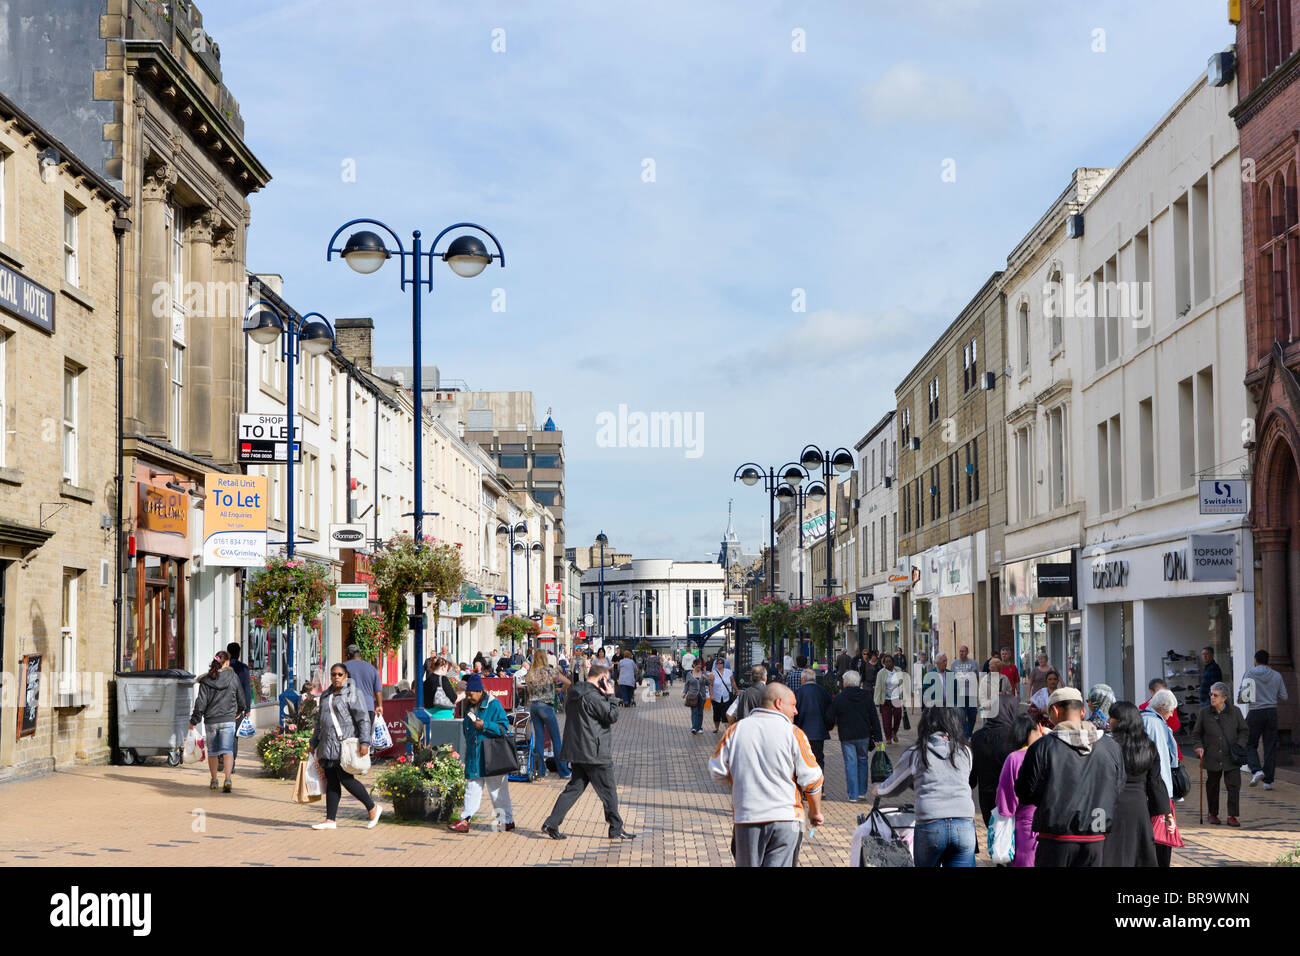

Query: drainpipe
[{"left": 113, "top": 210, "right": 131, "bottom": 673}]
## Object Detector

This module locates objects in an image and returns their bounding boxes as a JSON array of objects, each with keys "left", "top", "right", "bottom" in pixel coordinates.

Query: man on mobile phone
[{"left": 540, "top": 664, "right": 635, "bottom": 841}]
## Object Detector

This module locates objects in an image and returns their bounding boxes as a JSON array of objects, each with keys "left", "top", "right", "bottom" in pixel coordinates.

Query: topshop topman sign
[{"left": 0, "top": 260, "right": 55, "bottom": 333}]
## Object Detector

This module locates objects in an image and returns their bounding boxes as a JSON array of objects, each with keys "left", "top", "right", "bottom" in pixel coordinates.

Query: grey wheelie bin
[{"left": 114, "top": 669, "right": 196, "bottom": 766}]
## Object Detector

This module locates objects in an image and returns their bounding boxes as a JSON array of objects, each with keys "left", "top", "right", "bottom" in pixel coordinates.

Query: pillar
[
  {"left": 210, "top": 222, "right": 240, "bottom": 465},
  {"left": 1256, "top": 529, "right": 1289, "bottom": 664},
  {"left": 138, "top": 160, "right": 174, "bottom": 438},
  {"left": 188, "top": 209, "right": 216, "bottom": 457}
]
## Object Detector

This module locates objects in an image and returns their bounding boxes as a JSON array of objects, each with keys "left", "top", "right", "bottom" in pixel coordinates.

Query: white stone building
[{"left": 854, "top": 412, "right": 901, "bottom": 652}]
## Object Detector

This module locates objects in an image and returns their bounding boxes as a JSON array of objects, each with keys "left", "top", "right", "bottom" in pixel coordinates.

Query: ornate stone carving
[
  {"left": 190, "top": 209, "right": 220, "bottom": 244},
  {"left": 141, "top": 161, "right": 175, "bottom": 201},
  {"left": 212, "top": 222, "right": 238, "bottom": 260}
]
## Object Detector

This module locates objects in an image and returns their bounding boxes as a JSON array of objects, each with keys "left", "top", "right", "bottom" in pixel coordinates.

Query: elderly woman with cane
[{"left": 1190, "top": 682, "right": 1249, "bottom": 827}]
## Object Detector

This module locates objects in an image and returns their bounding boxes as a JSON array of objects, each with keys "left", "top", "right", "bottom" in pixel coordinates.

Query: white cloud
[{"left": 860, "top": 63, "right": 1019, "bottom": 138}]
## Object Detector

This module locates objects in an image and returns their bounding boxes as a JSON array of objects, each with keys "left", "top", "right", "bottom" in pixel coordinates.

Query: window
[
  {"left": 62, "top": 364, "right": 79, "bottom": 482},
  {"left": 900, "top": 406, "right": 911, "bottom": 446},
  {"left": 1178, "top": 376, "right": 1195, "bottom": 489},
  {"left": 1047, "top": 407, "right": 1067, "bottom": 509},
  {"left": 60, "top": 570, "right": 79, "bottom": 695},
  {"left": 0, "top": 149, "right": 6, "bottom": 243},
  {"left": 1139, "top": 397, "right": 1155, "bottom": 501},
  {"left": 1019, "top": 301, "right": 1030, "bottom": 371},
  {"left": 929, "top": 464, "right": 941, "bottom": 521},
  {"left": 966, "top": 437, "right": 980, "bottom": 504},
  {"left": 170, "top": 343, "right": 184, "bottom": 446},
  {"left": 1133, "top": 231, "right": 1151, "bottom": 343},
  {"left": 1047, "top": 268, "right": 1064, "bottom": 351},
  {"left": 927, "top": 376, "right": 940, "bottom": 422},
  {"left": 1173, "top": 192, "right": 1191, "bottom": 318},
  {"left": 1015, "top": 425, "right": 1034, "bottom": 520},
  {"left": 1098, "top": 415, "right": 1123, "bottom": 512},
  {"left": 947, "top": 453, "right": 959, "bottom": 514},
  {"left": 1105, "top": 257, "right": 1119, "bottom": 365},
  {"left": 903, "top": 484, "right": 912, "bottom": 533},
  {"left": 1197, "top": 367, "right": 1215, "bottom": 483},
  {"left": 963, "top": 336, "right": 978, "bottom": 391},
  {"left": 305, "top": 454, "right": 317, "bottom": 531},
  {"left": 0, "top": 331, "right": 6, "bottom": 467},
  {"left": 1191, "top": 176, "right": 1211, "bottom": 306},
  {"left": 881, "top": 437, "right": 890, "bottom": 485},
  {"left": 533, "top": 453, "right": 562, "bottom": 469},
  {"left": 63, "top": 202, "right": 80, "bottom": 286},
  {"left": 879, "top": 514, "right": 888, "bottom": 571},
  {"left": 1109, "top": 415, "right": 1122, "bottom": 511},
  {"left": 870, "top": 448, "right": 876, "bottom": 488}
]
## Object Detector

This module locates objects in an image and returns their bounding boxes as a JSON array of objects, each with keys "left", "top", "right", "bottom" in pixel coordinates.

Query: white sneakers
[
  {"left": 367, "top": 805, "right": 384, "bottom": 829},
  {"left": 1250, "top": 770, "right": 1264, "bottom": 787},
  {"left": 311, "top": 820, "right": 337, "bottom": 830},
  {"left": 1263, "top": 782, "right": 1274, "bottom": 790},
  {"left": 312, "top": 807, "right": 383, "bottom": 830}
]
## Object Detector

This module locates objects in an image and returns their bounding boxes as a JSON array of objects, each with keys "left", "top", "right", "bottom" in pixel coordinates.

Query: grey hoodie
[
  {"left": 1240, "top": 665, "right": 1289, "bottom": 710},
  {"left": 191, "top": 668, "right": 248, "bottom": 727},
  {"left": 878, "top": 732, "right": 975, "bottom": 823}
]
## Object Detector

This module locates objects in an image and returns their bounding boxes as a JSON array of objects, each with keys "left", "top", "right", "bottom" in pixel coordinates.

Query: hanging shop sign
[
  {"left": 335, "top": 584, "right": 370, "bottom": 610},
  {"left": 493, "top": 594, "right": 510, "bottom": 611},
  {"left": 1199, "top": 480, "right": 1248, "bottom": 516},
  {"left": 329, "top": 523, "right": 368, "bottom": 549},
  {"left": 545, "top": 581, "right": 562, "bottom": 605},
  {"left": 237, "top": 413, "right": 302, "bottom": 464},
  {"left": 1036, "top": 561, "right": 1076, "bottom": 600},
  {"left": 137, "top": 480, "right": 188, "bottom": 536},
  {"left": 855, "top": 593, "right": 873, "bottom": 611},
  {"left": 202, "top": 473, "right": 267, "bottom": 567}
]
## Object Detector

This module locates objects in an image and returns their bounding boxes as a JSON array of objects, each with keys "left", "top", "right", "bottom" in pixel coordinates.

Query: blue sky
[{"left": 206, "top": 0, "right": 1236, "bottom": 563}]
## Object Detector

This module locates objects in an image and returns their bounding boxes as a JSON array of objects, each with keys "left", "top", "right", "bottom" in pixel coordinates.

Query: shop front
[
  {"left": 126, "top": 465, "right": 193, "bottom": 672},
  {"left": 914, "top": 536, "right": 977, "bottom": 663},
  {"left": 1000, "top": 549, "right": 1081, "bottom": 695},
  {"left": 1079, "top": 525, "right": 1253, "bottom": 725}
]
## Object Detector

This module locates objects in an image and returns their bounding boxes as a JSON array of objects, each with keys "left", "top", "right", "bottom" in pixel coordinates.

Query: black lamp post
[
  {"left": 243, "top": 299, "right": 334, "bottom": 705},
  {"left": 775, "top": 461, "right": 812, "bottom": 664},
  {"left": 327, "top": 218, "right": 503, "bottom": 723},
  {"left": 799, "top": 444, "right": 854, "bottom": 666},
  {"left": 596, "top": 531, "right": 608, "bottom": 644},
  {"left": 495, "top": 520, "right": 527, "bottom": 656}
]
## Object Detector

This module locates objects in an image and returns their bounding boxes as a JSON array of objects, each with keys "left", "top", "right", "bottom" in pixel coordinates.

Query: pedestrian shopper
[
  {"left": 424, "top": 657, "right": 458, "bottom": 718},
  {"left": 874, "top": 707, "right": 976, "bottom": 867},
  {"left": 526, "top": 650, "right": 572, "bottom": 780},
  {"left": 1140, "top": 678, "right": 1182, "bottom": 732},
  {"left": 921, "top": 654, "right": 952, "bottom": 711},
  {"left": 1101, "top": 701, "right": 1170, "bottom": 867},
  {"left": 862, "top": 651, "right": 881, "bottom": 697},
  {"left": 225, "top": 642, "right": 252, "bottom": 772},
  {"left": 793, "top": 670, "right": 832, "bottom": 768},
  {"left": 541, "top": 664, "right": 635, "bottom": 840},
  {"left": 999, "top": 648, "right": 1021, "bottom": 697},
  {"left": 994, "top": 714, "right": 1045, "bottom": 867},
  {"left": 680, "top": 649, "right": 695, "bottom": 673},
  {"left": 1014, "top": 687, "right": 1125, "bottom": 867},
  {"left": 1085, "top": 683, "right": 1116, "bottom": 731},
  {"left": 309, "top": 663, "right": 381, "bottom": 830},
  {"left": 646, "top": 653, "right": 663, "bottom": 695},
  {"left": 1191, "top": 682, "right": 1249, "bottom": 826},
  {"left": 709, "top": 655, "right": 739, "bottom": 733},
  {"left": 1028, "top": 653, "right": 1053, "bottom": 700},
  {"left": 189, "top": 650, "right": 249, "bottom": 793},
  {"left": 709, "top": 682, "right": 825, "bottom": 867},
  {"left": 616, "top": 651, "right": 638, "bottom": 707},
  {"left": 785, "top": 656, "right": 807, "bottom": 691},
  {"left": 827, "top": 670, "right": 882, "bottom": 801},
  {"left": 1199, "top": 646, "right": 1223, "bottom": 707},
  {"left": 873, "top": 652, "right": 906, "bottom": 744},
  {"left": 449, "top": 674, "right": 515, "bottom": 833},
  {"left": 835, "top": 648, "right": 854, "bottom": 681},
  {"left": 683, "top": 659, "right": 709, "bottom": 734},
  {"left": 729, "top": 665, "right": 769, "bottom": 722},
  {"left": 969, "top": 694, "right": 1019, "bottom": 827},
  {"left": 1028, "top": 669, "right": 1060, "bottom": 719},
  {"left": 1239, "top": 649, "right": 1288, "bottom": 790},
  {"left": 1140, "top": 686, "right": 1180, "bottom": 866},
  {"left": 951, "top": 645, "right": 982, "bottom": 738},
  {"left": 344, "top": 643, "right": 383, "bottom": 726}
]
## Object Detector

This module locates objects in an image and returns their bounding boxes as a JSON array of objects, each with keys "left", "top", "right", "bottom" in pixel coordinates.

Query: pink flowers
[{"left": 287, "top": 723, "right": 298, "bottom": 731}]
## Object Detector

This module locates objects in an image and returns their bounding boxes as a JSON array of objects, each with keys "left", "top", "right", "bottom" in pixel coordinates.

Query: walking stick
[{"left": 1199, "top": 760, "right": 1204, "bottom": 825}]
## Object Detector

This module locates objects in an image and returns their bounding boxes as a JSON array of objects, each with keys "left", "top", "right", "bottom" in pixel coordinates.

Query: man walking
[
  {"left": 785, "top": 656, "right": 807, "bottom": 691},
  {"left": 951, "top": 645, "right": 981, "bottom": 737},
  {"left": 227, "top": 643, "right": 252, "bottom": 771},
  {"left": 540, "top": 664, "right": 635, "bottom": 841},
  {"left": 728, "top": 665, "right": 769, "bottom": 723},
  {"left": 1014, "top": 687, "right": 1125, "bottom": 867},
  {"left": 793, "top": 670, "right": 832, "bottom": 768},
  {"left": 827, "top": 670, "right": 881, "bottom": 801},
  {"left": 1199, "top": 646, "right": 1223, "bottom": 707},
  {"left": 1240, "top": 649, "right": 1288, "bottom": 790},
  {"left": 344, "top": 643, "right": 383, "bottom": 726},
  {"left": 709, "top": 682, "right": 824, "bottom": 867}
]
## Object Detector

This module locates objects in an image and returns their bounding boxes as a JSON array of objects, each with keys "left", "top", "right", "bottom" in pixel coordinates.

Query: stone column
[
  {"left": 210, "top": 222, "right": 239, "bottom": 465},
  {"left": 187, "top": 209, "right": 217, "bottom": 458},
  {"left": 138, "top": 160, "right": 175, "bottom": 439}
]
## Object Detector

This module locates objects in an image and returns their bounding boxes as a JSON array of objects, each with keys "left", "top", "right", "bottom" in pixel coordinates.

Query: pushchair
[
  {"left": 850, "top": 797, "right": 916, "bottom": 867},
  {"left": 505, "top": 704, "right": 539, "bottom": 782}
]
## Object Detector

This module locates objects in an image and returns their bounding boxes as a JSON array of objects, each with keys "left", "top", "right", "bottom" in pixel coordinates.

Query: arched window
[
  {"left": 1018, "top": 300, "right": 1031, "bottom": 372},
  {"left": 1046, "top": 266, "right": 1064, "bottom": 351}
]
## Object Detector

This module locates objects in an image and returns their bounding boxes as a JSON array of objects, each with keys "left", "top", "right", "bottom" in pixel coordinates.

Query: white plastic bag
[
  {"left": 236, "top": 715, "right": 256, "bottom": 738},
  {"left": 988, "top": 808, "right": 1016, "bottom": 864},
  {"left": 372, "top": 716, "right": 393, "bottom": 750},
  {"left": 183, "top": 725, "right": 206, "bottom": 764},
  {"left": 303, "top": 755, "right": 325, "bottom": 797}
]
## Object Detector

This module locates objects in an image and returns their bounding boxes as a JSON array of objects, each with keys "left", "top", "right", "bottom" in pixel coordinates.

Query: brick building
[
  {"left": 0, "top": 93, "right": 128, "bottom": 778},
  {"left": 1236, "top": 0, "right": 1300, "bottom": 743}
]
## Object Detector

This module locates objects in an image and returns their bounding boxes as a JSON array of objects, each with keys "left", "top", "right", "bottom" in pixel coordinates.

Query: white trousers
[{"left": 462, "top": 775, "right": 514, "bottom": 823}]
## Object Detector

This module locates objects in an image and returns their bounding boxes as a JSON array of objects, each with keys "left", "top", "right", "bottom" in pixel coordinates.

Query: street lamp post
[
  {"left": 244, "top": 299, "right": 335, "bottom": 708},
  {"left": 775, "top": 462, "right": 811, "bottom": 663},
  {"left": 495, "top": 520, "right": 527, "bottom": 656},
  {"left": 799, "top": 444, "right": 854, "bottom": 666},
  {"left": 596, "top": 532, "right": 608, "bottom": 644},
  {"left": 327, "top": 219, "right": 504, "bottom": 720}
]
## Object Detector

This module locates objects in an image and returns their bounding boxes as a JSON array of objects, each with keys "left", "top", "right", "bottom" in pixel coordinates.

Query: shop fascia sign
[
  {"left": 1164, "top": 534, "right": 1236, "bottom": 583},
  {"left": 1092, "top": 559, "right": 1129, "bottom": 589}
]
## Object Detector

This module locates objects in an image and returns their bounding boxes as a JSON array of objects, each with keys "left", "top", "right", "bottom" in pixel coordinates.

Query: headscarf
[{"left": 1086, "top": 682, "right": 1115, "bottom": 729}]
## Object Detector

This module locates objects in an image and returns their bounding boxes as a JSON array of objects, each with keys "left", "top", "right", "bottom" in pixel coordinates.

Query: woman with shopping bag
[
  {"left": 188, "top": 650, "right": 248, "bottom": 793},
  {"left": 448, "top": 673, "right": 515, "bottom": 833},
  {"left": 307, "top": 664, "right": 382, "bottom": 830}
]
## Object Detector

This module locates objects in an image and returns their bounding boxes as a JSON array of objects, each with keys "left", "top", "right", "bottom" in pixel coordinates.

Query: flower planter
[
  {"left": 390, "top": 789, "right": 457, "bottom": 822},
  {"left": 267, "top": 760, "right": 298, "bottom": 780}
]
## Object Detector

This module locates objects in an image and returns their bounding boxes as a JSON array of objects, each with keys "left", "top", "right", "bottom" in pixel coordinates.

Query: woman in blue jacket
[{"left": 448, "top": 673, "right": 515, "bottom": 833}]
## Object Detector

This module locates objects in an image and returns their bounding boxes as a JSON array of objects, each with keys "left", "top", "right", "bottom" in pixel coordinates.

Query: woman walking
[
  {"left": 526, "top": 649, "right": 571, "bottom": 779},
  {"left": 1086, "top": 683, "right": 1116, "bottom": 731},
  {"left": 683, "top": 659, "right": 708, "bottom": 735},
  {"left": 708, "top": 654, "right": 738, "bottom": 734},
  {"left": 994, "top": 714, "right": 1044, "bottom": 867},
  {"left": 424, "top": 656, "right": 458, "bottom": 719},
  {"left": 1190, "top": 682, "right": 1249, "bottom": 827},
  {"left": 449, "top": 673, "right": 515, "bottom": 832},
  {"left": 1141, "top": 688, "right": 1181, "bottom": 866},
  {"left": 188, "top": 650, "right": 249, "bottom": 793},
  {"left": 616, "top": 651, "right": 638, "bottom": 707},
  {"left": 1101, "top": 701, "right": 1170, "bottom": 866},
  {"left": 309, "top": 663, "right": 381, "bottom": 829},
  {"left": 874, "top": 707, "right": 976, "bottom": 867},
  {"left": 969, "top": 694, "right": 1019, "bottom": 827}
]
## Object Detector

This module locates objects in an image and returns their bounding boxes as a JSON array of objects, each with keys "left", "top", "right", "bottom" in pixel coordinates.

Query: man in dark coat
[
  {"left": 969, "top": 694, "right": 1020, "bottom": 826},
  {"left": 541, "top": 664, "right": 635, "bottom": 841},
  {"left": 826, "top": 671, "right": 882, "bottom": 800},
  {"left": 1198, "top": 647, "right": 1223, "bottom": 708},
  {"left": 792, "top": 671, "right": 832, "bottom": 768},
  {"left": 728, "top": 665, "right": 769, "bottom": 723}
]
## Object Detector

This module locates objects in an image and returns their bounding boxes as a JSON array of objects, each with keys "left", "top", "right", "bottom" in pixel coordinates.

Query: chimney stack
[{"left": 334, "top": 317, "right": 374, "bottom": 371}]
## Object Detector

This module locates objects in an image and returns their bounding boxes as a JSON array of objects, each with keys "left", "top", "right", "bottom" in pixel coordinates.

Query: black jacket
[
  {"left": 826, "top": 685, "right": 881, "bottom": 744},
  {"left": 560, "top": 680, "right": 619, "bottom": 766},
  {"left": 793, "top": 681, "right": 832, "bottom": 741},
  {"left": 733, "top": 682, "right": 766, "bottom": 721},
  {"left": 1190, "top": 703, "right": 1248, "bottom": 772},
  {"left": 1015, "top": 724, "right": 1125, "bottom": 837},
  {"left": 968, "top": 697, "right": 1019, "bottom": 819}
]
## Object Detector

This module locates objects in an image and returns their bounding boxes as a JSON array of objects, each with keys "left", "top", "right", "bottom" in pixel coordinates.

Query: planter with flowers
[
  {"left": 751, "top": 597, "right": 794, "bottom": 660},
  {"left": 371, "top": 534, "right": 464, "bottom": 653},
  {"left": 256, "top": 722, "right": 313, "bottom": 778},
  {"left": 373, "top": 743, "right": 466, "bottom": 822}
]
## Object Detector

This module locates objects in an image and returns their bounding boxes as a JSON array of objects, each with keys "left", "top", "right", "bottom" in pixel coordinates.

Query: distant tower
[{"left": 543, "top": 405, "right": 557, "bottom": 431}]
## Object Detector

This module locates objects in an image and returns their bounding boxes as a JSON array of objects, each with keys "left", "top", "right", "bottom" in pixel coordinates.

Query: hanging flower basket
[
  {"left": 371, "top": 534, "right": 464, "bottom": 645},
  {"left": 496, "top": 616, "right": 539, "bottom": 646},
  {"left": 350, "top": 610, "right": 393, "bottom": 664},
  {"left": 245, "top": 556, "right": 332, "bottom": 633}
]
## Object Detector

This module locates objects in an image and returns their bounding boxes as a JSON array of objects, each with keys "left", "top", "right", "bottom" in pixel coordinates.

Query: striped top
[{"left": 708, "top": 708, "right": 824, "bottom": 824}]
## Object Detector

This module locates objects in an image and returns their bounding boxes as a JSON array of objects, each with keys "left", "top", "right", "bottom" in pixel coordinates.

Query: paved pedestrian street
[{"left": 1, "top": 695, "right": 1296, "bottom": 867}]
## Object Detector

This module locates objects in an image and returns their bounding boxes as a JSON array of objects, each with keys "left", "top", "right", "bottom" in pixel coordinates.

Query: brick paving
[{"left": 0, "top": 692, "right": 1295, "bottom": 866}]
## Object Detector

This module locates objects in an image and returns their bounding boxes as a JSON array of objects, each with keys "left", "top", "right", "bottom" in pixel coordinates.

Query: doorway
[{"left": 136, "top": 556, "right": 185, "bottom": 670}]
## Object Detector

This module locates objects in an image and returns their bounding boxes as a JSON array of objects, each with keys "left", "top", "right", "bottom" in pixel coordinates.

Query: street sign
[
  {"left": 461, "top": 599, "right": 487, "bottom": 615},
  {"left": 328, "top": 523, "right": 368, "bottom": 549},
  {"left": 545, "top": 581, "right": 561, "bottom": 605},
  {"left": 237, "top": 413, "right": 302, "bottom": 464},
  {"left": 492, "top": 594, "right": 509, "bottom": 611},
  {"left": 335, "top": 584, "right": 370, "bottom": 609},
  {"left": 529, "top": 612, "right": 543, "bottom": 621},
  {"left": 1199, "top": 479, "right": 1248, "bottom": 515}
]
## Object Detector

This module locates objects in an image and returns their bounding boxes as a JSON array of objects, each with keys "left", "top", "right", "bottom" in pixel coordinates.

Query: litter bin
[{"left": 114, "top": 669, "right": 196, "bottom": 767}]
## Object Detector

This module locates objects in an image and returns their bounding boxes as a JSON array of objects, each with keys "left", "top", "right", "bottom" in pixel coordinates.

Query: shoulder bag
[
  {"left": 329, "top": 693, "right": 370, "bottom": 776},
  {"left": 477, "top": 706, "right": 518, "bottom": 778},
  {"left": 1170, "top": 762, "right": 1191, "bottom": 800}
]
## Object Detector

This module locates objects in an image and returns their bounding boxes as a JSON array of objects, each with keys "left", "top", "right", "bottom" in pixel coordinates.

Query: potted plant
[
  {"left": 374, "top": 743, "right": 466, "bottom": 822},
  {"left": 371, "top": 534, "right": 464, "bottom": 649},
  {"left": 793, "top": 596, "right": 849, "bottom": 664},
  {"left": 255, "top": 721, "right": 312, "bottom": 778},
  {"left": 350, "top": 610, "right": 391, "bottom": 664}
]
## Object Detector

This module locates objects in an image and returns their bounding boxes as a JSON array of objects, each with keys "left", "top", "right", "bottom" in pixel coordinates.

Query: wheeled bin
[{"left": 114, "top": 669, "right": 195, "bottom": 766}]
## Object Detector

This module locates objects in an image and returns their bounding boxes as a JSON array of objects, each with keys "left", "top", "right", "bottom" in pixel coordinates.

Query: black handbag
[
  {"left": 480, "top": 734, "right": 518, "bottom": 778},
  {"left": 1171, "top": 763, "right": 1191, "bottom": 800}
]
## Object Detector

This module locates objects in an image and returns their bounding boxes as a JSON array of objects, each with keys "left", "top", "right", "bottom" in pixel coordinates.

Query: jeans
[
  {"left": 690, "top": 699, "right": 705, "bottom": 732},
  {"left": 912, "top": 818, "right": 977, "bottom": 868},
  {"left": 529, "top": 702, "right": 569, "bottom": 777},
  {"left": 462, "top": 775, "right": 514, "bottom": 824},
  {"left": 1246, "top": 708, "right": 1280, "bottom": 783},
  {"left": 617, "top": 683, "right": 634, "bottom": 706},
  {"left": 205, "top": 721, "right": 236, "bottom": 757},
  {"left": 840, "top": 739, "right": 872, "bottom": 800}
]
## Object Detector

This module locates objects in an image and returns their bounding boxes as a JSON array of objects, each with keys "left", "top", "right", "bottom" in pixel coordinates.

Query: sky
[{"left": 204, "top": 0, "right": 1236, "bottom": 563}]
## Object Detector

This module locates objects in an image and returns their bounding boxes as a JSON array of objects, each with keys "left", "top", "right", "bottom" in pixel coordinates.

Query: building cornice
[{"left": 1232, "top": 46, "right": 1300, "bottom": 128}]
